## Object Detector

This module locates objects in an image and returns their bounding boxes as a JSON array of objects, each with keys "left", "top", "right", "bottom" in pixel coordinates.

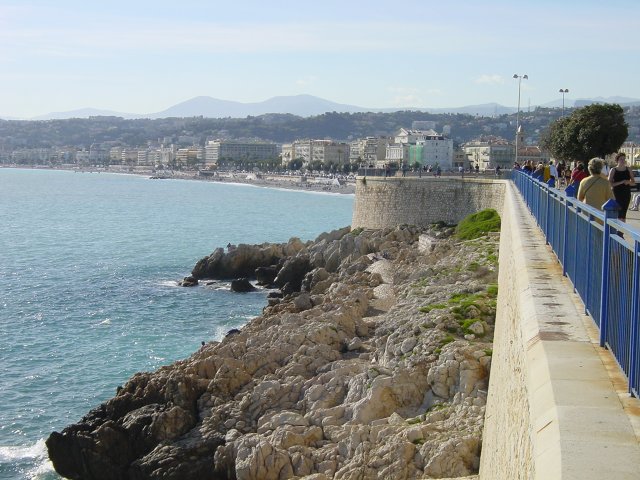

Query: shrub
[{"left": 455, "top": 209, "right": 501, "bottom": 240}]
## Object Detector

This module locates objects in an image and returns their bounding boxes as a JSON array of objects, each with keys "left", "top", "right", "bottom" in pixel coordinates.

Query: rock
[
  {"left": 274, "top": 255, "right": 312, "bottom": 292},
  {"left": 293, "top": 293, "right": 313, "bottom": 311},
  {"left": 400, "top": 337, "right": 417, "bottom": 354},
  {"left": 179, "top": 275, "right": 199, "bottom": 287},
  {"left": 468, "top": 321, "right": 485, "bottom": 335},
  {"left": 230, "top": 278, "right": 257, "bottom": 292},
  {"left": 46, "top": 224, "right": 498, "bottom": 480},
  {"left": 192, "top": 240, "right": 304, "bottom": 280},
  {"left": 255, "top": 266, "right": 280, "bottom": 286},
  {"left": 347, "top": 337, "right": 363, "bottom": 351}
]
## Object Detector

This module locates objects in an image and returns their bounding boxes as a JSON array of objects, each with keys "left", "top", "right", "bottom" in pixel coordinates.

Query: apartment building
[
  {"left": 349, "top": 137, "right": 389, "bottom": 167},
  {"left": 287, "top": 140, "right": 350, "bottom": 167},
  {"left": 204, "top": 140, "right": 280, "bottom": 167},
  {"left": 462, "top": 137, "right": 514, "bottom": 170},
  {"left": 176, "top": 147, "right": 204, "bottom": 166},
  {"left": 619, "top": 141, "right": 640, "bottom": 165},
  {"left": 389, "top": 128, "right": 454, "bottom": 169}
]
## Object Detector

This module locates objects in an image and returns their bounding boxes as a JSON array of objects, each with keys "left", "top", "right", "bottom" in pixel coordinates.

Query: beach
[{"left": 1, "top": 165, "right": 356, "bottom": 195}]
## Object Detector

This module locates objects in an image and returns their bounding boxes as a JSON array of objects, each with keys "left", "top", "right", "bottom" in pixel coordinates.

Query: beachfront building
[
  {"left": 176, "top": 147, "right": 204, "bottom": 168},
  {"left": 387, "top": 128, "right": 454, "bottom": 169},
  {"left": 385, "top": 143, "right": 409, "bottom": 166},
  {"left": 620, "top": 141, "right": 640, "bottom": 166},
  {"left": 288, "top": 140, "right": 350, "bottom": 169},
  {"left": 204, "top": 140, "right": 280, "bottom": 167},
  {"left": 350, "top": 137, "right": 389, "bottom": 167},
  {"left": 462, "top": 136, "right": 514, "bottom": 171}
]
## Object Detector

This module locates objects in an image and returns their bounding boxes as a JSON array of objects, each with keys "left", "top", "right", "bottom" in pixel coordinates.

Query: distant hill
[
  {"left": 30, "top": 107, "right": 142, "bottom": 120},
  {"left": 148, "top": 94, "right": 369, "bottom": 118},
  {"left": 11, "top": 94, "right": 640, "bottom": 121},
  {"left": 540, "top": 96, "right": 640, "bottom": 109}
]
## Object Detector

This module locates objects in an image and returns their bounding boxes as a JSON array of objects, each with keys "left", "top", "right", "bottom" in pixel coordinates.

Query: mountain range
[{"left": 3, "top": 94, "right": 640, "bottom": 121}]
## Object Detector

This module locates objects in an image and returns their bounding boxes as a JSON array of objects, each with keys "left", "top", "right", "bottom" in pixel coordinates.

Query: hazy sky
[{"left": 1, "top": 0, "right": 638, "bottom": 118}]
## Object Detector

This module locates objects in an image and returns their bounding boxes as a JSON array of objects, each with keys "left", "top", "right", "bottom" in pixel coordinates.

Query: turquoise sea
[{"left": 0, "top": 168, "right": 354, "bottom": 480}]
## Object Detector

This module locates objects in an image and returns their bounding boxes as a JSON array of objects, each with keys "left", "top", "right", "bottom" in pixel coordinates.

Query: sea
[{"left": 0, "top": 168, "right": 354, "bottom": 480}]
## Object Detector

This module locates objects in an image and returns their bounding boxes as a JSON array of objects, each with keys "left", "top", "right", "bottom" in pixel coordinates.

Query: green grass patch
[
  {"left": 486, "top": 284, "right": 498, "bottom": 297},
  {"left": 412, "top": 438, "right": 425, "bottom": 445},
  {"left": 427, "top": 402, "right": 448, "bottom": 413},
  {"left": 460, "top": 318, "right": 480, "bottom": 332},
  {"left": 468, "top": 261, "right": 480, "bottom": 272},
  {"left": 350, "top": 227, "right": 364, "bottom": 236},
  {"left": 419, "top": 303, "right": 447, "bottom": 313},
  {"left": 455, "top": 209, "right": 501, "bottom": 240},
  {"left": 486, "top": 254, "right": 498, "bottom": 263},
  {"left": 439, "top": 335, "right": 455, "bottom": 346},
  {"left": 484, "top": 348, "right": 493, "bottom": 356}
]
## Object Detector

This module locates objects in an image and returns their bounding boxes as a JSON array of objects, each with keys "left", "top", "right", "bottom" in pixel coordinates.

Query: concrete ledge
[{"left": 479, "top": 182, "right": 640, "bottom": 479}]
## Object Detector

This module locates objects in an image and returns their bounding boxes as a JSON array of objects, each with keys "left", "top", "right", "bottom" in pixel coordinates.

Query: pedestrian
[
  {"left": 549, "top": 160, "right": 558, "bottom": 181},
  {"left": 532, "top": 163, "right": 544, "bottom": 180},
  {"left": 608, "top": 152, "right": 635, "bottom": 221},
  {"left": 569, "top": 162, "right": 588, "bottom": 186},
  {"left": 577, "top": 158, "right": 614, "bottom": 211}
]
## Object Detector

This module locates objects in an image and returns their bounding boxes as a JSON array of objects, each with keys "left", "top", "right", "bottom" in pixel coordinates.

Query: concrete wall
[
  {"left": 351, "top": 177, "right": 506, "bottom": 229},
  {"left": 350, "top": 176, "right": 640, "bottom": 477},
  {"left": 479, "top": 182, "right": 640, "bottom": 479}
]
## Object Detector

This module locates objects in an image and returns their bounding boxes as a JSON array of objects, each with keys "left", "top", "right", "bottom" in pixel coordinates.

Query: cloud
[
  {"left": 387, "top": 86, "right": 424, "bottom": 107},
  {"left": 475, "top": 74, "right": 505, "bottom": 85},
  {"left": 295, "top": 76, "right": 317, "bottom": 87}
]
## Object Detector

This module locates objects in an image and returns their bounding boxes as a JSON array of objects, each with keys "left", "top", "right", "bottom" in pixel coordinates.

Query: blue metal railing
[{"left": 512, "top": 170, "right": 640, "bottom": 397}]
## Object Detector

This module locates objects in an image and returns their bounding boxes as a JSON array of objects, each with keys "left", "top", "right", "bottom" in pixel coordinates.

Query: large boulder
[
  {"left": 191, "top": 239, "right": 305, "bottom": 280},
  {"left": 273, "top": 255, "right": 312, "bottom": 292},
  {"left": 255, "top": 266, "right": 280, "bottom": 286},
  {"left": 231, "top": 278, "right": 257, "bottom": 293}
]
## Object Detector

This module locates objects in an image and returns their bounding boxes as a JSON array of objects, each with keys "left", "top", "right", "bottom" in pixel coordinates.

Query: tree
[
  {"left": 287, "top": 158, "right": 303, "bottom": 171},
  {"left": 540, "top": 103, "right": 628, "bottom": 163}
]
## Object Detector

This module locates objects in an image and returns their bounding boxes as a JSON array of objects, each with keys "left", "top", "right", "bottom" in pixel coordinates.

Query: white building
[
  {"left": 289, "top": 140, "right": 350, "bottom": 168},
  {"left": 389, "top": 128, "right": 454, "bottom": 169},
  {"left": 350, "top": 137, "right": 389, "bottom": 167}
]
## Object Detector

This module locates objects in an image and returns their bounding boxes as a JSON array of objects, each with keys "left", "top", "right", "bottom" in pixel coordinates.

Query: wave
[{"left": 0, "top": 438, "right": 55, "bottom": 478}]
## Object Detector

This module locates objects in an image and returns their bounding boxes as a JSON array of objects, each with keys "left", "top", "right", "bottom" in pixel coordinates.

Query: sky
[{"left": 1, "top": 0, "right": 639, "bottom": 119}]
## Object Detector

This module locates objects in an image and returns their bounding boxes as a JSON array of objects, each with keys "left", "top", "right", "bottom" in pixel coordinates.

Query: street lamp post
[
  {"left": 559, "top": 88, "right": 569, "bottom": 117},
  {"left": 513, "top": 74, "right": 528, "bottom": 166}
]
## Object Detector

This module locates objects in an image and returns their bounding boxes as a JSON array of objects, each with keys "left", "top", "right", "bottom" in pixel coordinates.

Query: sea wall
[
  {"left": 351, "top": 177, "right": 506, "bottom": 229},
  {"left": 479, "top": 182, "right": 640, "bottom": 478}
]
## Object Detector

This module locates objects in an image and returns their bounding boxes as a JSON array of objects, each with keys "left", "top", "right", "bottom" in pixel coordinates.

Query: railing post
[
  {"left": 585, "top": 211, "right": 593, "bottom": 314},
  {"left": 599, "top": 199, "right": 620, "bottom": 347},
  {"left": 544, "top": 182, "right": 551, "bottom": 243},
  {"left": 630, "top": 240, "right": 640, "bottom": 395},
  {"left": 562, "top": 193, "right": 571, "bottom": 276}
]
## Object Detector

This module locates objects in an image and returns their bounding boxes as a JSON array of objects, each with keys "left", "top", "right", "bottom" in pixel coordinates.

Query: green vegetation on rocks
[{"left": 455, "top": 209, "right": 501, "bottom": 240}]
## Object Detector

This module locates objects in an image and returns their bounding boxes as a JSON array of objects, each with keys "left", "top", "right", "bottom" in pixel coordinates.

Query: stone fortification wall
[
  {"left": 479, "top": 182, "right": 640, "bottom": 479},
  {"left": 351, "top": 177, "right": 506, "bottom": 229}
]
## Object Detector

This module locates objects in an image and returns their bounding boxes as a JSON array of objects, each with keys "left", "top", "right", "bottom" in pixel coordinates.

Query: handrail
[{"left": 512, "top": 169, "right": 640, "bottom": 397}]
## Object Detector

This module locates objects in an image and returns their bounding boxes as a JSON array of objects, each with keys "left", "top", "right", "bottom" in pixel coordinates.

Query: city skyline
[{"left": 1, "top": 0, "right": 639, "bottom": 119}]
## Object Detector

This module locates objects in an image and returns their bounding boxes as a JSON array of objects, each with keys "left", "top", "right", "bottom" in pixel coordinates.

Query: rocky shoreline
[{"left": 46, "top": 224, "right": 498, "bottom": 479}]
